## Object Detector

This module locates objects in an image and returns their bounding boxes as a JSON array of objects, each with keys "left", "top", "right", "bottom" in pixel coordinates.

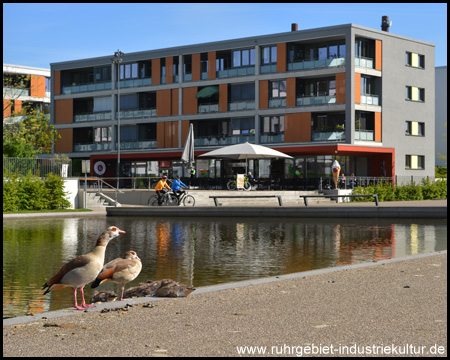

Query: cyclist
[
  {"left": 155, "top": 175, "right": 171, "bottom": 206},
  {"left": 171, "top": 175, "right": 187, "bottom": 205}
]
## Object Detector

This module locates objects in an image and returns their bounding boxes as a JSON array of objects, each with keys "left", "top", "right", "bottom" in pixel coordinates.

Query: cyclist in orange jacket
[{"left": 155, "top": 175, "right": 171, "bottom": 205}]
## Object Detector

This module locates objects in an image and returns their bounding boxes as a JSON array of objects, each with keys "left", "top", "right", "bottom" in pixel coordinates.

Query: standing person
[
  {"left": 155, "top": 175, "right": 171, "bottom": 205},
  {"left": 189, "top": 166, "right": 196, "bottom": 188},
  {"left": 171, "top": 175, "right": 187, "bottom": 205}
]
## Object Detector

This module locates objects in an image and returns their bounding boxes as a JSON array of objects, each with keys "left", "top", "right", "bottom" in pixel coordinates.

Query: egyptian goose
[
  {"left": 91, "top": 250, "right": 142, "bottom": 301},
  {"left": 42, "top": 226, "right": 125, "bottom": 310}
]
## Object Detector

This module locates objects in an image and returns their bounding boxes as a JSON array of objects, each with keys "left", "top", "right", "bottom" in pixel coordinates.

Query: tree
[{"left": 3, "top": 109, "right": 61, "bottom": 157}]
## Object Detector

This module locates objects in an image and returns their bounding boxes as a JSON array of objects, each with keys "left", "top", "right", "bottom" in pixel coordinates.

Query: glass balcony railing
[
  {"left": 260, "top": 134, "right": 284, "bottom": 144},
  {"left": 74, "top": 111, "right": 112, "bottom": 122},
  {"left": 269, "top": 98, "right": 286, "bottom": 108},
  {"left": 117, "top": 108, "right": 156, "bottom": 119},
  {"left": 118, "top": 77, "right": 152, "bottom": 89},
  {"left": 260, "top": 64, "right": 277, "bottom": 74},
  {"left": 198, "top": 104, "right": 219, "bottom": 113},
  {"left": 74, "top": 143, "right": 111, "bottom": 152},
  {"left": 3, "top": 87, "right": 30, "bottom": 97},
  {"left": 311, "top": 131, "right": 345, "bottom": 142},
  {"left": 355, "top": 130, "right": 374, "bottom": 141},
  {"left": 360, "top": 94, "right": 379, "bottom": 106},
  {"left": 296, "top": 95, "right": 336, "bottom": 106},
  {"left": 355, "top": 56, "right": 374, "bottom": 69},
  {"left": 194, "top": 135, "right": 255, "bottom": 147},
  {"left": 216, "top": 66, "right": 255, "bottom": 78},
  {"left": 62, "top": 81, "right": 112, "bottom": 94},
  {"left": 287, "top": 57, "right": 345, "bottom": 71},
  {"left": 228, "top": 100, "right": 255, "bottom": 111},
  {"left": 73, "top": 140, "right": 157, "bottom": 152}
]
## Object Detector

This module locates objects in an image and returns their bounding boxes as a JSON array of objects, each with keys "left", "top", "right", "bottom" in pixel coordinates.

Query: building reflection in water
[{"left": 2, "top": 217, "right": 446, "bottom": 318}]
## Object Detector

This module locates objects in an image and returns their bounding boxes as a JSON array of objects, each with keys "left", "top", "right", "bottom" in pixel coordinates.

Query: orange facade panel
[
  {"left": 219, "top": 84, "right": 228, "bottom": 112},
  {"left": 3, "top": 99, "right": 12, "bottom": 118},
  {"left": 286, "top": 78, "right": 296, "bottom": 107},
  {"left": 31, "top": 75, "right": 46, "bottom": 98},
  {"left": 276, "top": 43, "right": 287, "bottom": 73},
  {"left": 171, "top": 89, "right": 179, "bottom": 115},
  {"left": 192, "top": 53, "right": 201, "bottom": 81},
  {"left": 335, "top": 73, "right": 346, "bottom": 104},
  {"left": 284, "top": 113, "right": 311, "bottom": 143},
  {"left": 165, "top": 57, "right": 173, "bottom": 84},
  {"left": 182, "top": 87, "right": 198, "bottom": 115},
  {"left": 208, "top": 51, "right": 216, "bottom": 80},
  {"left": 54, "top": 128, "right": 73, "bottom": 153},
  {"left": 55, "top": 99, "right": 73, "bottom": 124},
  {"left": 354, "top": 73, "right": 361, "bottom": 104},
  {"left": 157, "top": 122, "right": 165, "bottom": 148},
  {"left": 152, "top": 58, "right": 161, "bottom": 85},
  {"left": 259, "top": 80, "right": 269, "bottom": 109},
  {"left": 156, "top": 89, "right": 172, "bottom": 117},
  {"left": 374, "top": 112, "right": 382, "bottom": 142},
  {"left": 375, "top": 40, "right": 382, "bottom": 71}
]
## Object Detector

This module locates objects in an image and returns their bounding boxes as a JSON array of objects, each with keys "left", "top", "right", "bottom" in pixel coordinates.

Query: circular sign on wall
[{"left": 94, "top": 161, "right": 106, "bottom": 175}]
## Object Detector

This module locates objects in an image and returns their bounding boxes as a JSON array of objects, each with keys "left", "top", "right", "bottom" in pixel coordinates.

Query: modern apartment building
[
  {"left": 3, "top": 64, "right": 51, "bottom": 119},
  {"left": 50, "top": 19, "right": 435, "bottom": 185},
  {"left": 435, "top": 66, "right": 447, "bottom": 167}
]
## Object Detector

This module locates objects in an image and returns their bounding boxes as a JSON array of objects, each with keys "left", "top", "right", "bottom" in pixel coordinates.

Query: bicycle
[
  {"left": 148, "top": 190, "right": 178, "bottom": 206},
  {"left": 173, "top": 190, "right": 196, "bottom": 206},
  {"left": 227, "top": 176, "right": 252, "bottom": 191}
]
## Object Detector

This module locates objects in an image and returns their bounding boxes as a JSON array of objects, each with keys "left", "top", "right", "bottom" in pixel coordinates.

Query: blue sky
[{"left": 3, "top": 3, "right": 447, "bottom": 69}]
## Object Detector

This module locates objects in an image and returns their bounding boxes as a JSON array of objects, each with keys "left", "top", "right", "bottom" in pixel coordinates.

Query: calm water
[{"left": 3, "top": 216, "right": 447, "bottom": 318}]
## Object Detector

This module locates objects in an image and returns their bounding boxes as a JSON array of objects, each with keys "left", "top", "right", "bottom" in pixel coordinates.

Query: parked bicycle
[
  {"left": 227, "top": 176, "right": 252, "bottom": 191},
  {"left": 148, "top": 189, "right": 178, "bottom": 206}
]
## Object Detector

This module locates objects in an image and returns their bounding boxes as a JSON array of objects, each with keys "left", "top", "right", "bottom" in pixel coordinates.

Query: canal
[{"left": 3, "top": 216, "right": 447, "bottom": 318}]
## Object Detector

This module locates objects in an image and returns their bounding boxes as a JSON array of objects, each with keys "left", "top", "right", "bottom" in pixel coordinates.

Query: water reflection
[{"left": 3, "top": 217, "right": 446, "bottom": 318}]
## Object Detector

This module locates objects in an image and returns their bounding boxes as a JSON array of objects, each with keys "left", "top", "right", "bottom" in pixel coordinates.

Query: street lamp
[{"left": 114, "top": 50, "right": 124, "bottom": 188}]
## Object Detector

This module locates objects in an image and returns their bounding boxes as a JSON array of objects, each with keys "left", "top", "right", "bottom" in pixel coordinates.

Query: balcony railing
[
  {"left": 354, "top": 130, "right": 374, "bottom": 141},
  {"left": 228, "top": 100, "right": 255, "bottom": 111},
  {"left": 62, "top": 81, "right": 112, "bottom": 95},
  {"left": 118, "top": 77, "right": 152, "bottom": 89},
  {"left": 311, "top": 131, "right": 345, "bottom": 142},
  {"left": 296, "top": 95, "right": 336, "bottom": 106},
  {"left": 73, "top": 140, "right": 157, "bottom": 152},
  {"left": 260, "top": 134, "right": 284, "bottom": 143},
  {"left": 117, "top": 108, "right": 156, "bottom": 119},
  {"left": 355, "top": 56, "right": 374, "bottom": 69},
  {"left": 217, "top": 66, "right": 255, "bottom": 78},
  {"left": 194, "top": 135, "right": 255, "bottom": 147},
  {"left": 74, "top": 111, "right": 112, "bottom": 122},
  {"left": 287, "top": 57, "right": 345, "bottom": 71},
  {"left": 360, "top": 94, "right": 379, "bottom": 106},
  {"left": 269, "top": 98, "right": 286, "bottom": 108},
  {"left": 198, "top": 104, "right": 219, "bottom": 113}
]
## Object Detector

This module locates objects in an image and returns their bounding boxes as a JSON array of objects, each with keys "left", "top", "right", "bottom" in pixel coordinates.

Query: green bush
[
  {"left": 351, "top": 178, "right": 446, "bottom": 202},
  {"left": 3, "top": 171, "right": 71, "bottom": 211}
]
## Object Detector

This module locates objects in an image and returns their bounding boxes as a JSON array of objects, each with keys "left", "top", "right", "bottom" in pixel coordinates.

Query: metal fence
[{"left": 3, "top": 157, "right": 72, "bottom": 178}]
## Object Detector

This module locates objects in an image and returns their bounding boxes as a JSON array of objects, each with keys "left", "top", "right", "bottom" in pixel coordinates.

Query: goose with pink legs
[{"left": 42, "top": 226, "right": 125, "bottom": 310}]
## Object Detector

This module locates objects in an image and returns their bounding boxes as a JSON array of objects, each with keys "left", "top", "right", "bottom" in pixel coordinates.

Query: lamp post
[{"left": 114, "top": 50, "right": 124, "bottom": 188}]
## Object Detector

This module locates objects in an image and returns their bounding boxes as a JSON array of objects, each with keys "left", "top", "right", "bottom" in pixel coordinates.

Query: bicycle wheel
[
  {"left": 243, "top": 181, "right": 252, "bottom": 191},
  {"left": 148, "top": 195, "right": 159, "bottom": 206},
  {"left": 227, "top": 180, "right": 236, "bottom": 190},
  {"left": 165, "top": 193, "right": 179, "bottom": 206},
  {"left": 182, "top": 195, "right": 195, "bottom": 206}
]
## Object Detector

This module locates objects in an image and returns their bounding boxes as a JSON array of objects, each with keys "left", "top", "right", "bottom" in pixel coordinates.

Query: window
[
  {"left": 230, "top": 83, "right": 255, "bottom": 101},
  {"left": 262, "top": 46, "right": 277, "bottom": 64},
  {"left": 406, "top": 52, "right": 425, "bottom": 69},
  {"left": 232, "top": 48, "right": 255, "bottom": 68},
  {"left": 405, "top": 86, "right": 425, "bottom": 102},
  {"left": 94, "top": 127, "right": 111, "bottom": 143},
  {"left": 405, "top": 155, "right": 425, "bottom": 170},
  {"left": 184, "top": 55, "right": 192, "bottom": 75},
  {"left": 270, "top": 80, "right": 286, "bottom": 98},
  {"left": 120, "top": 63, "right": 138, "bottom": 80},
  {"left": 261, "top": 116, "right": 284, "bottom": 134},
  {"left": 405, "top": 121, "right": 425, "bottom": 136}
]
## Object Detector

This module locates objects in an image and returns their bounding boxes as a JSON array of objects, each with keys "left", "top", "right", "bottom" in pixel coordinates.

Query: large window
[
  {"left": 120, "top": 63, "right": 138, "bottom": 80},
  {"left": 230, "top": 83, "right": 255, "bottom": 101},
  {"left": 262, "top": 46, "right": 277, "bottom": 64},
  {"left": 270, "top": 80, "right": 286, "bottom": 98},
  {"left": 232, "top": 48, "right": 255, "bottom": 67},
  {"left": 261, "top": 115, "right": 284, "bottom": 134},
  {"left": 94, "top": 127, "right": 112, "bottom": 143}
]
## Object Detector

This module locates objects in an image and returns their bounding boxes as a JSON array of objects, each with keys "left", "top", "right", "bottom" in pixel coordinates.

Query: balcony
[
  {"left": 296, "top": 95, "right": 336, "bottom": 106},
  {"left": 118, "top": 77, "right": 152, "bottom": 89},
  {"left": 217, "top": 66, "right": 255, "bottom": 78},
  {"left": 194, "top": 134, "right": 255, "bottom": 147},
  {"left": 73, "top": 140, "right": 157, "bottom": 152},
  {"left": 228, "top": 100, "right": 255, "bottom": 111},
  {"left": 117, "top": 108, "right": 156, "bottom": 119},
  {"left": 355, "top": 130, "right": 374, "bottom": 141},
  {"left": 269, "top": 98, "right": 286, "bottom": 108},
  {"left": 62, "top": 81, "right": 112, "bottom": 95},
  {"left": 74, "top": 111, "right": 112, "bottom": 122},
  {"left": 355, "top": 56, "right": 374, "bottom": 69},
  {"left": 198, "top": 104, "right": 219, "bottom": 114},
  {"left": 287, "top": 57, "right": 345, "bottom": 71},
  {"left": 260, "top": 134, "right": 284, "bottom": 144},
  {"left": 360, "top": 94, "right": 379, "bottom": 106},
  {"left": 311, "top": 131, "right": 345, "bottom": 142}
]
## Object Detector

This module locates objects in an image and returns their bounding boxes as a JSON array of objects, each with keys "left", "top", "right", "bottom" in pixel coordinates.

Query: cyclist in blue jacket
[{"left": 171, "top": 175, "right": 187, "bottom": 204}]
